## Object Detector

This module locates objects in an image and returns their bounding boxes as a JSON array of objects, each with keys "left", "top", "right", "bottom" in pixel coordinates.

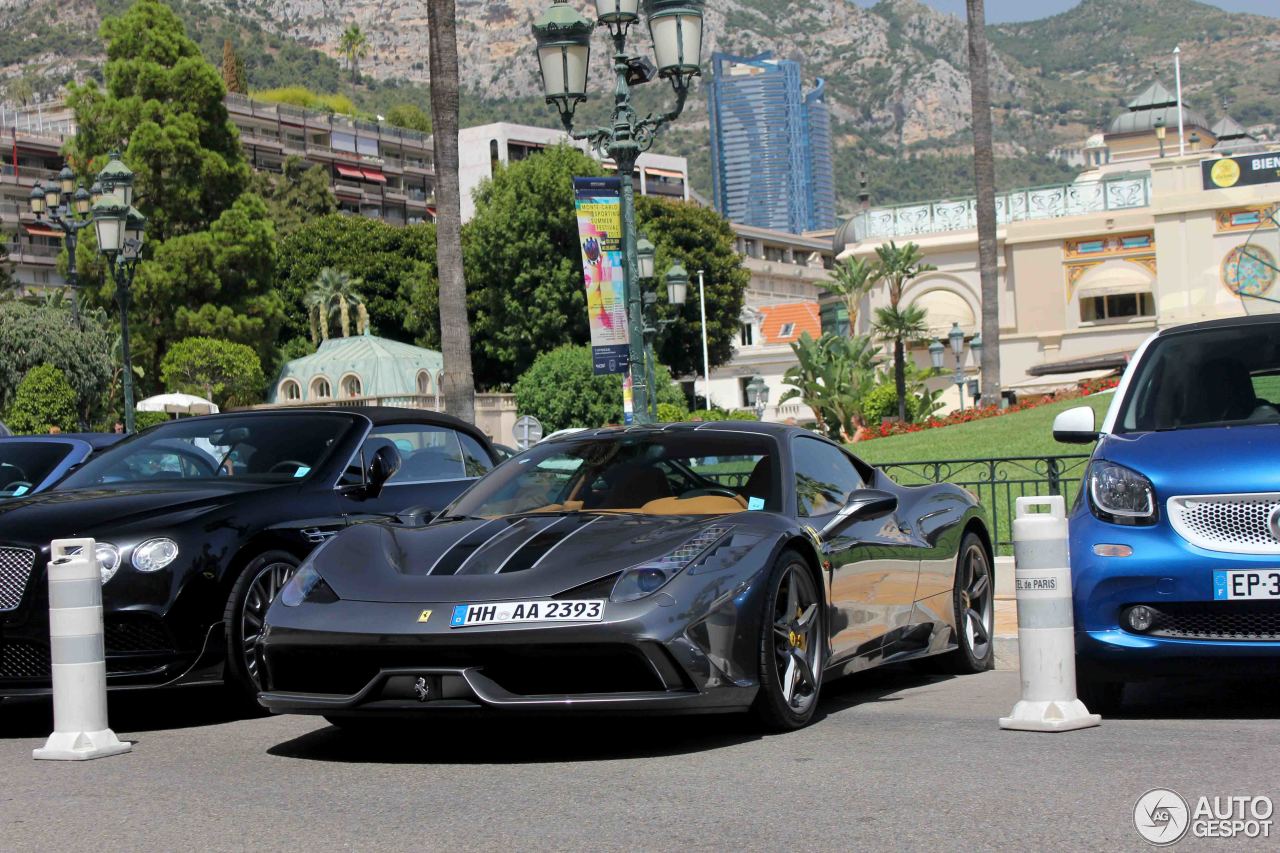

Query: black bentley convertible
[
  {"left": 258, "top": 422, "right": 994, "bottom": 731},
  {"left": 0, "top": 407, "right": 498, "bottom": 700}
]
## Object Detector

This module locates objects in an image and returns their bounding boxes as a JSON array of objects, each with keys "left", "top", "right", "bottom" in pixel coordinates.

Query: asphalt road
[{"left": 2, "top": 668, "right": 1277, "bottom": 851}]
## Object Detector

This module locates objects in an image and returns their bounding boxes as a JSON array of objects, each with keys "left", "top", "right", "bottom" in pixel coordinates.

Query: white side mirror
[{"left": 1052, "top": 406, "right": 1097, "bottom": 444}]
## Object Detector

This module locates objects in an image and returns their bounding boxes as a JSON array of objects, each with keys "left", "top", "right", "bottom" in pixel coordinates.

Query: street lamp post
[
  {"left": 92, "top": 152, "right": 146, "bottom": 433},
  {"left": 531, "top": 0, "right": 704, "bottom": 425},
  {"left": 28, "top": 165, "right": 94, "bottom": 324},
  {"left": 746, "top": 375, "right": 769, "bottom": 421},
  {"left": 664, "top": 266, "right": 711, "bottom": 413}
]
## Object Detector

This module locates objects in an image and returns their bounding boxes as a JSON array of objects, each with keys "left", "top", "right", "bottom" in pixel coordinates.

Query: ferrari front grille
[
  {"left": 1139, "top": 602, "right": 1280, "bottom": 641},
  {"left": 0, "top": 546, "right": 36, "bottom": 611},
  {"left": 1167, "top": 493, "right": 1280, "bottom": 555},
  {"left": 267, "top": 643, "right": 667, "bottom": 697}
]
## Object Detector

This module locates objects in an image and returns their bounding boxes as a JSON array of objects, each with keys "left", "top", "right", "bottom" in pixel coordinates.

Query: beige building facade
[{"left": 834, "top": 85, "right": 1278, "bottom": 412}]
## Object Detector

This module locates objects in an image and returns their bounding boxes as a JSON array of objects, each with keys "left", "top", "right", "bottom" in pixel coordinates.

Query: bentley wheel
[
  {"left": 932, "top": 532, "right": 995, "bottom": 674},
  {"left": 752, "top": 549, "right": 824, "bottom": 731},
  {"left": 224, "top": 550, "right": 300, "bottom": 702}
]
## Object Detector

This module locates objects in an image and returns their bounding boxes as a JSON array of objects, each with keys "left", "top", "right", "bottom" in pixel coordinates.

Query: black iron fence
[{"left": 872, "top": 454, "right": 1092, "bottom": 553}]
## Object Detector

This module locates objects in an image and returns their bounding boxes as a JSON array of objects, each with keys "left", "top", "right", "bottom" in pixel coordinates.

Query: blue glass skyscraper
[{"left": 707, "top": 52, "right": 836, "bottom": 234}]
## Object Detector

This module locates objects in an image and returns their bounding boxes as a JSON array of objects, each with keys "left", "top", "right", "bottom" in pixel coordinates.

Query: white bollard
[
  {"left": 33, "top": 538, "right": 132, "bottom": 761},
  {"left": 998, "top": 496, "right": 1101, "bottom": 733}
]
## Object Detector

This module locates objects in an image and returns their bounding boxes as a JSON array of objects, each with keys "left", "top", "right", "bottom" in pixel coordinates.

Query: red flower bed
[{"left": 862, "top": 377, "right": 1119, "bottom": 441}]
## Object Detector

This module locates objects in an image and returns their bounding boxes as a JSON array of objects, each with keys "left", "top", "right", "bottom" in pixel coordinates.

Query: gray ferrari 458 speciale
[{"left": 258, "top": 422, "right": 994, "bottom": 731}]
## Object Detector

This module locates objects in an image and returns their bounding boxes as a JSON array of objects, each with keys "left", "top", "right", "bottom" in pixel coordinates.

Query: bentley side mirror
[
  {"left": 1052, "top": 406, "right": 1098, "bottom": 444},
  {"left": 362, "top": 445, "right": 402, "bottom": 499},
  {"left": 822, "top": 489, "right": 898, "bottom": 538}
]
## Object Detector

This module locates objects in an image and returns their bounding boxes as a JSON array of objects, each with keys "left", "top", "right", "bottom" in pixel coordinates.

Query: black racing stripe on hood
[
  {"left": 429, "top": 519, "right": 511, "bottom": 576},
  {"left": 499, "top": 514, "right": 599, "bottom": 574},
  {"left": 454, "top": 515, "right": 563, "bottom": 576}
]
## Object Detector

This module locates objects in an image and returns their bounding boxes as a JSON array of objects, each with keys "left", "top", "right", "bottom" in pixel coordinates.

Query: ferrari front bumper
[{"left": 257, "top": 587, "right": 767, "bottom": 716}]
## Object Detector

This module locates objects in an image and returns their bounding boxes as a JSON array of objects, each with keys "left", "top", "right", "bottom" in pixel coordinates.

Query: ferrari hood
[{"left": 315, "top": 512, "right": 743, "bottom": 603}]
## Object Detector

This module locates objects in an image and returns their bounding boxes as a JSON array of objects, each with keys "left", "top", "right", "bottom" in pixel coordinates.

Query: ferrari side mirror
[
  {"left": 1052, "top": 406, "right": 1098, "bottom": 444},
  {"left": 822, "top": 488, "right": 898, "bottom": 538}
]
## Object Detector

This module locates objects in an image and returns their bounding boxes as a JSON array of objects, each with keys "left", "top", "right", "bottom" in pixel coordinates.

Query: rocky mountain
[{"left": 4, "top": 0, "right": 1278, "bottom": 209}]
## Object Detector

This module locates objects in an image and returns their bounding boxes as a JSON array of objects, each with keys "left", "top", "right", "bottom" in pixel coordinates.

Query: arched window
[
  {"left": 310, "top": 377, "right": 332, "bottom": 400},
  {"left": 280, "top": 379, "right": 302, "bottom": 402},
  {"left": 341, "top": 373, "right": 363, "bottom": 398},
  {"left": 416, "top": 369, "right": 433, "bottom": 396}
]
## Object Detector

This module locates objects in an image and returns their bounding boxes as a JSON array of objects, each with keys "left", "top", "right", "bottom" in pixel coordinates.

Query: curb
[{"left": 994, "top": 636, "right": 1019, "bottom": 671}]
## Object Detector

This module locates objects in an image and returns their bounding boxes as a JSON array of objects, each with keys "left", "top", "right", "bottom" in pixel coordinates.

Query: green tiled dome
[{"left": 269, "top": 333, "right": 444, "bottom": 403}]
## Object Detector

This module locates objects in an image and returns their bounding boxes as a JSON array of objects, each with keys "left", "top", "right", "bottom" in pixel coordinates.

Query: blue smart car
[{"left": 1053, "top": 314, "right": 1280, "bottom": 710}]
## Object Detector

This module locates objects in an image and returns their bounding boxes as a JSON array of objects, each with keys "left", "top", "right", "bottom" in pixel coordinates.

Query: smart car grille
[
  {"left": 267, "top": 643, "right": 666, "bottom": 697},
  {"left": 0, "top": 546, "right": 36, "bottom": 611},
  {"left": 1143, "top": 602, "right": 1280, "bottom": 641},
  {"left": 1167, "top": 493, "right": 1280, "bottom": 555}
]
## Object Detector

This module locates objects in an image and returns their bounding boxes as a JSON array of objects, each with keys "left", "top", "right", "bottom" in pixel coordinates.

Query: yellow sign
[
  {"left": 1211, "top": 158, "right": 1241, "bottom": 188},
  {"left": 417, "top": 609, "right": 433, "bottom": 623}
]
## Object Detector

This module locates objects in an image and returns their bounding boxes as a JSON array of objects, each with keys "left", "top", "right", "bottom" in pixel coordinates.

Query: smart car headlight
[
  {"left": 279, "top": 563, "right": 338, "bottom": 607},
  {"left": 610, "top": 526, "right": 732, "bottom": 603},
  {"left": 95, "top": 542, "right": 121, "bottom": 584},
  {"left": 132, "top": 538, "right": 179, "bottom": 572},
  {"left": 1088, "top": 460, "right": 1156, "bottom": 524}
]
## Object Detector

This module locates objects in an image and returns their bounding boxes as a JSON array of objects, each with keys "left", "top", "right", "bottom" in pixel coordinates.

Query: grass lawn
[{"left": 851, "top": 393, "right": 1115, "bottom": 465}]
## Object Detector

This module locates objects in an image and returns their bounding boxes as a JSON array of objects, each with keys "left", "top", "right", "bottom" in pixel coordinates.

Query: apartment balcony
[
  {"left": 4, "top": 241, "right": 60, "bottom": 266},
  {"left": 842, "top": 174, "right": 1152, "bottom": 244}
]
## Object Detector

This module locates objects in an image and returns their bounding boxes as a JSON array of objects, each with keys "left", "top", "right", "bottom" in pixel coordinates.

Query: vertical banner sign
[{"left": 574, "top": 177, "right": 631, "bottom": 376}]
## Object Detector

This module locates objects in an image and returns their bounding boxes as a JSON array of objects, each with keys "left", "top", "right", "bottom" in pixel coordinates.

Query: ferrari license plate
[
  {"left": 449, "top": 599, "right": 604, "bottom": 628},
  {"left": 1214, "top": 570, "right": 1280, "bottom": 600}
]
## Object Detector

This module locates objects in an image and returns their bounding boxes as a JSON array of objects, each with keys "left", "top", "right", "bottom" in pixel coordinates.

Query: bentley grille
[
  {"left": 1167, "top": 493, "right": 1280, "bottom": 555},
  {"left": 0, "top": 546, "right": 36, "bottom": 611}
]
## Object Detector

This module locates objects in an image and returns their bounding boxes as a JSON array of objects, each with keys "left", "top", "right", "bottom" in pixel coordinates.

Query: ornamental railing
[
  {"left": 871, "top": 454, "right": 1092, "bottom": 553},
  {"left": 845, "top": 176, "right": 1151, "bottom": 242}
]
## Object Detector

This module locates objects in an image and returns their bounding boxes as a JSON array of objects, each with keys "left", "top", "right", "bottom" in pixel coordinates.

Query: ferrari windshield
[
  {"left": 0, "top": 441, "right": 78, "bottom": 497},
  {"left": 446, "top": 430, "right": 779, "bottom": 517},
  {"left": 1116, "top": 323, "right": 1280, "bottom": 432},
  {"left": 58, "top": 414, "right": 354, "bottom": 487}
]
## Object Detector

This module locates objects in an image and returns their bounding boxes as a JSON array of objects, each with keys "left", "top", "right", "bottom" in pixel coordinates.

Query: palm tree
[
  {"left": 872, "top": 304, "right": 931, "bottom": 424},
  {"left": 825, "top": 256, "right": 877, "bottom": 334},
  {"left": 871, "top": 241, "right": 936, "bottom": 421},
  {"left": 338, "top": 24, "right": 370, "bottom": 84},
  {"left": 306, "top": 268, "right": 366, "bottom": 343},
  {"left": 427, "top": 0, "right": 476, "bottom": 424},
  {"left": 966, "top": 0, "right": 1001, "bottom": 407}
]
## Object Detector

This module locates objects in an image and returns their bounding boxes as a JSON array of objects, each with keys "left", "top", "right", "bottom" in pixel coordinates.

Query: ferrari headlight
[
  {"left": 132, "top": 538, "right": 179, "bottom": 572},
  {"left": 1088, "top": 460, "right": 1155, "bottom": 524},
  {"left": 279, "top": 563, "right": 337, "bottom": 607},
  {"left": 95, "top": 542, "right": 121, "bottom": 584},
  {"left": 610, "top": 526, "right": 732, "bottom": 603}
]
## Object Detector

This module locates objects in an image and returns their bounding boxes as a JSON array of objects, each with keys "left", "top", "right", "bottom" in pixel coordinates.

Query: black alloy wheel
[
  {"left": 931, "top": 532, "right": 995, "bottom": 674},
  {"left": 752, "top": 549, "right": 825, "bottom": 731},
  {"left": 224, "top": 550, "right": 300, "bottom": 701}
]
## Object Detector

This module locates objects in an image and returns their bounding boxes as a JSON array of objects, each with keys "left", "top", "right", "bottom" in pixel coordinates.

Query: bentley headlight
[
  {"left": 610, "top": 526, "right": 732, "bottom": 603},
  {"left": 279, "top": 563, "right": 337, "bottom": 607},
  {"left": 132, "top": 538, "right": 179, "bottom": 572},
  {"left": 1088, "top": 460, "right": 1155, "bottom": 524},
  {"left": 95, "top": 542, "right": 121, "bottom": 584}
]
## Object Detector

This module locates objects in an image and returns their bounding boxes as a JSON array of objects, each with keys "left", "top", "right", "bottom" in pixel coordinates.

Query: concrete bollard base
[
  {"left": 33, "top": 728, "right": 132, "bottom": 761},
  {"left": 999, "top": 699, "right": 1101, "bottom": 732}
]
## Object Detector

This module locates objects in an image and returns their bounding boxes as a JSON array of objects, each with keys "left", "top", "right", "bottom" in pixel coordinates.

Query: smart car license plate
[
  {"left": 1214, "top": 570, "right": 1280, "bottom": 600},
  {"left": 449, "top": 599, "right": 604, "bottom": 628}
]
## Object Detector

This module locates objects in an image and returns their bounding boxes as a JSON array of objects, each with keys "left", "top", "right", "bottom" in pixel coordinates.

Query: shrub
[
  {"left": 513, "top": 345, "right": 685, "bottom": 431},
  {"left": 5, "top": 365, "right": 78, "bottom": 434},
  {"left": 657, "top": 402, "right": 689, "bottom": 423},
  {"left": 861, "top": 382, "right": 921, "bottom": 425}
]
